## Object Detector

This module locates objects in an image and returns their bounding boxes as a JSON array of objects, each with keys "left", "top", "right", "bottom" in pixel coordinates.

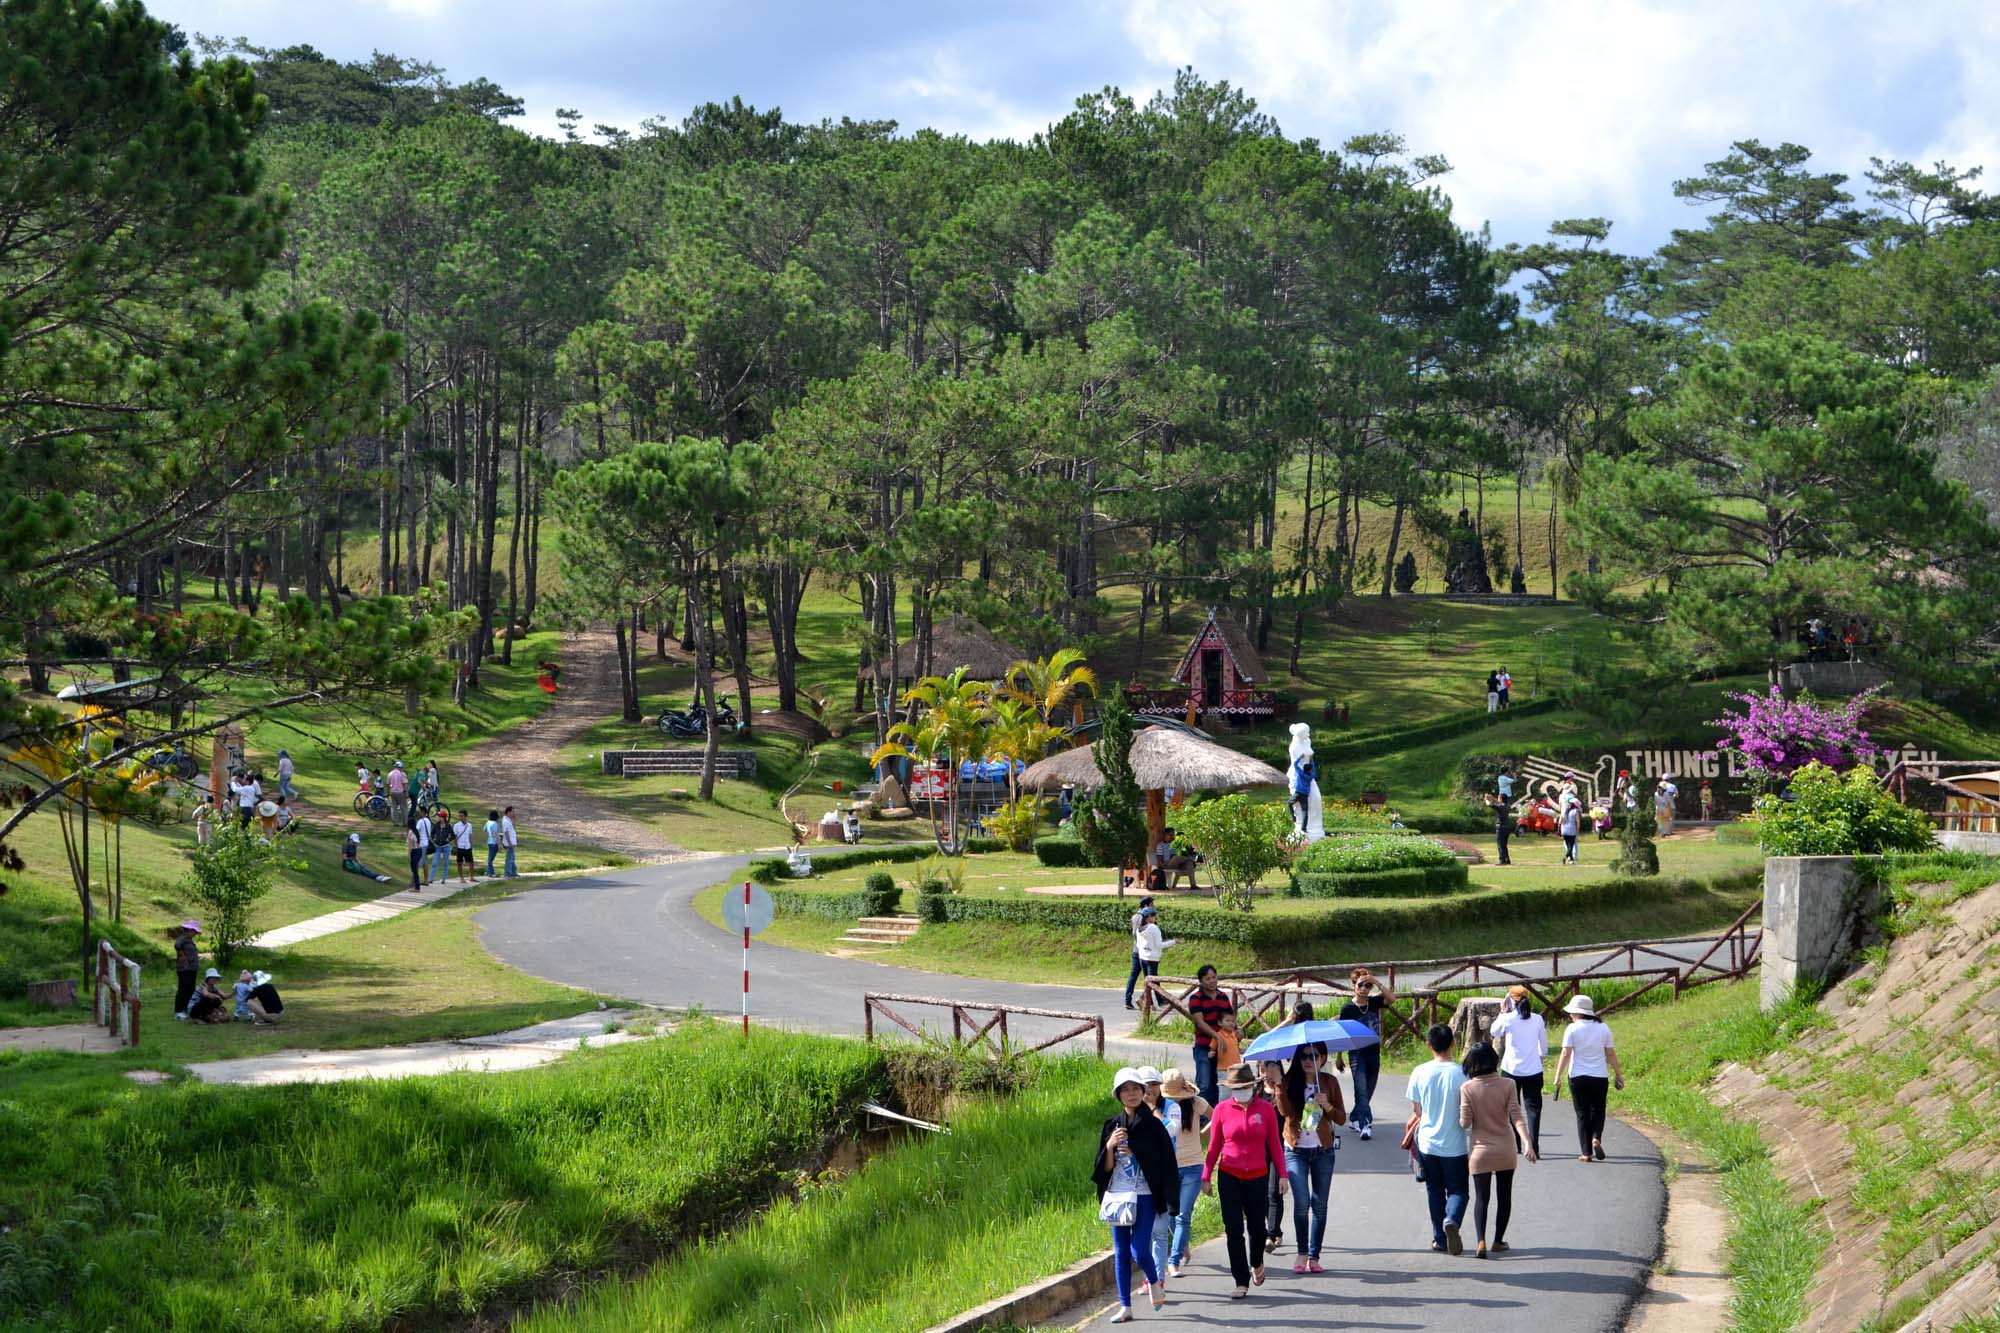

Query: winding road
[{"left": 477, "top": 856, "right": 1676, "bottom": 1331}]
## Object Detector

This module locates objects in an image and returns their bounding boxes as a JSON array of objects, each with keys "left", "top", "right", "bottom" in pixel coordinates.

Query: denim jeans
[
  {"left": 429, "top": 845, "right": 450, "bottom": 882},
  {"left": 485, "top": 843, "right": 498, "bottom": 876},
  {"left": 1348, "top": 1055, "right": 1376, "bottom": 1133},
  {"left": 1419, "top": 1151, "right": 1470, "bottom": 1245},
  {"left": 278, "top": 774, "right": 296, "bottom": 800},
  {"left": 1166, "top": 1163, "right": 1203, "bottom": 1267},
  {"left": 1109, "top": 1192, "right": 1159, "bottom": 1308},
  {"left": 503, "top": 844, "right": 517, "bottom": 877},
  {"left": 1124, "top": 951, "right": 1143, "bottom": 1005},
  {"left": 1193, "top": 1046, "right": 1217, "bottom": 1106},
  {"left": 1286, "top": 1143, "right": 1337, "bottom": 1260}
]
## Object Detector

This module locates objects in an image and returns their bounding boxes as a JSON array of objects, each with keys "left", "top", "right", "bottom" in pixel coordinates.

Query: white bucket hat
[
  {"left": 1135, "top": 1065, "right": 1163, "bottom": 1085},
  {"left": 1565, "top": 995, "right": 1597, "bottom": 1017}
]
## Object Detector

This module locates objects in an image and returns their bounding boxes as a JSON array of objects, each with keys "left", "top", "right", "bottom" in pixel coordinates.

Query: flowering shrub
[
  {"left": 1747, "top": 762, "right": 1935, "bottom": 856},
  {"left": 1711, "top": 687, "right": 1881, "bottom": 781},
  {"left": 1321, "top": 800, "right": 1395, "bottom": 832},
  {"left": 1293, "top": 834, "right": 1459, "bottom": 874},
  {"left": 1172, "top": 794, "right": 1296, "bottom": 912}
]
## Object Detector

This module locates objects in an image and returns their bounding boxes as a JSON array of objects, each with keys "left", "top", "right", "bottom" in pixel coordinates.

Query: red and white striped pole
[{"left": 741, "top": 880, "right": 751, "bottom": 1037}]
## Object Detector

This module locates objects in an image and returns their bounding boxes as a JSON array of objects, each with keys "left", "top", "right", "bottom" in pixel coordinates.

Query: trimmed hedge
[
  {"left": 1294, "top": 834, "right": 1459, "bottom": 874},
  {"left": 1033, "top": 836, "right": 1115, "bottom": 868},
  {"left": 768, "top": 883, "right": 903, "bottom": 919},
  {"left": 1295, "top": 862, "right": 1469, "bottom": 898},
  {"left": 748, "top": 838, "right": 1006, "bottom": 885},
  {"left": 917, "top": 868, "right": 1759, "bottom": 951}
]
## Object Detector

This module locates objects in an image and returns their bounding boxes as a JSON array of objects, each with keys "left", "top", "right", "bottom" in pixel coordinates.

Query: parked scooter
[{"left": 655, "top": 696, "right": 739, "bottom": 738}]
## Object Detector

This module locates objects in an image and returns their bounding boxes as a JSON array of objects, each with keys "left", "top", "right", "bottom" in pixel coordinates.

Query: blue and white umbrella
[{"left": 1240, "top": 1017, "right": 1379, "bottom": 1063}]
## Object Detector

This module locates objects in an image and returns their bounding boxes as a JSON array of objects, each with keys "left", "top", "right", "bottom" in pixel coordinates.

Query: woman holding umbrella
[{"left": 1280, "top": 1044, "right": 1346, "bottom": 1273}]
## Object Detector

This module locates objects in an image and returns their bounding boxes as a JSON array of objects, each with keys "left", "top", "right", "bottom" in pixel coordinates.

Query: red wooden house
[{"left": 1130, "top": 607, "right": 1280, "bottom": 725}]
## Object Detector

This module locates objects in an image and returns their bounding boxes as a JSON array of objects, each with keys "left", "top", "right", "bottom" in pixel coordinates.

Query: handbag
[
  {"left": 1098, "top": 1190, "right": 1139, "bottom": 1227},
  {"left": 1399, "top": 1108, "right": 1422, "bottom": 1153}
]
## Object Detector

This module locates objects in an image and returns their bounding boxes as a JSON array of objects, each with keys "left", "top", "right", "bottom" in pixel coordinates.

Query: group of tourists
[
  {"left": 169, "top": 919, "right": 285, "bottom": 1025},
  {"left": 1095, "top": 970, "right": 1630, "bottom": 1317},
  {"left": 399, "top": 802, "right": 520, "bottom": 891},
  {"left": 1482, "top": 668, "right": 1513, "bottom": 712}
]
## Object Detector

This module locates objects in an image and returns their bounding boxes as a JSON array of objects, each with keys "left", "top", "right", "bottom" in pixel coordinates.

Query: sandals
[
  {"left": 1252, "top": 1266, "right": 1266, "bottom": 1286},
  {"left": 1230, "top": 1287, "right": 1249, "bottom": 1300},
  {"left": 1594, "top": 1141, "right": 1607, "bottom": 1161}
]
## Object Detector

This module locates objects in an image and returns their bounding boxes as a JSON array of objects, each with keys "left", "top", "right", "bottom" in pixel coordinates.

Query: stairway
[{"left": 838, "top": 914, "right": 922, "bottom": 948}]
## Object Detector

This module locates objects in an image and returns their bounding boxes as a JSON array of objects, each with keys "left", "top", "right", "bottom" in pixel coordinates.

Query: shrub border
[
  {"left": 1294, "top": 862, "right": 1469, "bottom": 898},
  {"left": 748, "top": 838, "right": 1005, "bottom": 886}
]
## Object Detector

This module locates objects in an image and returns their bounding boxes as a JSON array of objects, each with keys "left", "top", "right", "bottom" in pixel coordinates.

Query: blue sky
[{"left": 151, "top": 0, "right": 2000, "bottom": 253}]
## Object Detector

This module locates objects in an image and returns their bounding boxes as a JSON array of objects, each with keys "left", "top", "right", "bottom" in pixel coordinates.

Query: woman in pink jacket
[{"left": 1203, "top": 1061, "right": 1287, "bottom": 1299}]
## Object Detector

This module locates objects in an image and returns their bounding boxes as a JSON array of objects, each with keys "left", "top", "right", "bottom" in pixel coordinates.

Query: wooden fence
[
  {"left": 94, "top": 939, "right": 141, "bottom": 1047},
  {"left": 1143, "top": 899, "right": 1764, "bottom": 1046},
  {"left": 862, "top": 992, "right": 1105, "bottom": 1058}
]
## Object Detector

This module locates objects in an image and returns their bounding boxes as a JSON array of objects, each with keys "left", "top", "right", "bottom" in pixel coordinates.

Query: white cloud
[{"left": 1118, "top": 0, "right": 2000, "bottom": 248}]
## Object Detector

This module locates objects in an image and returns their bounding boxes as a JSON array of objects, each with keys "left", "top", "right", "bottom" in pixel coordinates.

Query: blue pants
[
  {"left": 429, "top": 845, "right": 450, "bottom": 882},
  {"left": 1193, "top": 1046, "right": 1217, "bottom": 1107},
  {"left": 486, "top": 843, "right": 498, "bottom": 876},
  {"left": 504, "top": 844, "right": 517, "bottom": 877},
  {"left": 1420, "top": 1151, "right": 1470, "bottom": 1246},
  {"left": 1286, "top": 1143, "right": 1337, "bottom": 1261},
  {"left": 1348, "top": 1055, "right": 1377, "bottom": 1133},
  {"left": 278, "top": 775, "right": 296, "bottom": 800},
  {"left": 1111, "top": 1192, "right": 1160, "bottom": 1308},
  {"left": 1164, "top": 1164, "right": 1202, "bottom": 1269},
  {"left": 1124, "top": 951, "right": 1143, "bottom": 1005}
]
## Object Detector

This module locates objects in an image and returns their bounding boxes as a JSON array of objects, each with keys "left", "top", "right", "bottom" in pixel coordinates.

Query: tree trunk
[
  {"left": 690, "top": 558, "right": 723, "bottom": 800},
  {"left": 1379, "top": 495, "right": 1407, "bottom": 598},
  {"left": 719, "top": 563, "right": 753, "bottom": 734}
]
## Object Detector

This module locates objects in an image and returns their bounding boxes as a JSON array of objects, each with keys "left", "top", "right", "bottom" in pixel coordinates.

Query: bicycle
[{"left": 352, "top": 791, "right": 390, "bottom": 820}]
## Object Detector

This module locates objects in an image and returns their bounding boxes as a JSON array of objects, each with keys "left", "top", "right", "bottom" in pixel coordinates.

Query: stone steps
[{"left": 839, "top": 914, "right": 922, "bottom": 947}]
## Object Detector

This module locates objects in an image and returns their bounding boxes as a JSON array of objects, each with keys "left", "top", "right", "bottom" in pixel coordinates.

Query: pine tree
[
  {"left": 1612, "top": 784, "right": 1660, "bottom": 876},
  {"left": 1077, "top": 686, "right": 1148, "bottom": 884}
]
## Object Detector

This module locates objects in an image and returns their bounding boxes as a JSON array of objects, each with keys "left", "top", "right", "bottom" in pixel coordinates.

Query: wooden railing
[
  {"left": 862, "top": 992, "right": 1105, "bottom": 1058},
  {"left": 1143, "top": 900, "right": 1764, "bottom": 1045},
  {"left": 1127, "top": 686, "right": 1285, "bottom": 717},
  {"left": 95, "top": 939, "right": 141, "bottom": 1047}
]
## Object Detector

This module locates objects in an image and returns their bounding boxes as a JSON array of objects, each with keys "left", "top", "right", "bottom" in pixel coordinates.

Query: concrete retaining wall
[
  {"left": 599, "top": 749, "right": 758, "bottom": 778},
  {"left": 1761, "top": 855, "right": 1875, "bottom": 1011},
  {"left": 1939, "top": 830, "right": 2000, "bottom": 856}
]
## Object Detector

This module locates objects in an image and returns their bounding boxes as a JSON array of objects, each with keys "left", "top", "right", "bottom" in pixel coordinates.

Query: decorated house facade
[{"left": 1130, "top": 607, "right": 1281, "bottom": 726}]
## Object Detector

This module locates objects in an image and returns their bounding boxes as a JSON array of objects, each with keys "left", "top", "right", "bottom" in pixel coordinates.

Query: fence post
[
  {"left": 1095, "top": 1017, "right": 1105, "bottom": 1057},
  {"left": 863, "top": 996, "right": 874, "bottom": 1043}
]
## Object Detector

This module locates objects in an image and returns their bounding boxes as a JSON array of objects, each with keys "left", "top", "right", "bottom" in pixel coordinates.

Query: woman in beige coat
[{"left": 1458, "top": 1040, "right": 1536, "bottom": 1257}]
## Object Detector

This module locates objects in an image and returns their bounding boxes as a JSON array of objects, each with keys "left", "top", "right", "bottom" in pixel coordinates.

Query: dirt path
[{"left": 454, "top": 629, "right": 687, "bottom": 863}]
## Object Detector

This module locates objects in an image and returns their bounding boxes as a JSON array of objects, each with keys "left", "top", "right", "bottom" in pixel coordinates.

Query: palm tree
[
  {"left": 1001, "top": 649, "right": 1098, "bottom": 730},
  {"left": 985, "top": 696, "right": 1065, "bottom": 829},
  {"left": 870, "top": 667, "right": 993, "bottom": 853}
]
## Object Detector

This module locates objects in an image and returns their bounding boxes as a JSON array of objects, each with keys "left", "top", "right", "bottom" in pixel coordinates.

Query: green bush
[
  {"left": 1295, "top": 862, "right": 1469, "bottom": 898},
  {"left": 748, "top": 839, "right": 1005, "bottom": 886},
  {"left": 1033, "top": 836, "right": 1112, "bottom": 868},
  {"left": 769, "top": 884, "right": 900, "bottom": 919},
  {"left": 916, "top": 888, "right": 951, "bottom": 923},
  {"left": 1749, "top": 763, "right": 1937, "bottom": 856},
  {"left": 1294, "top": 834, "right": 1459, "bottom": 874}
]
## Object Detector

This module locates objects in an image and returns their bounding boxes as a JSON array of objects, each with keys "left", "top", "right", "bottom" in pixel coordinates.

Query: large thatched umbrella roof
[
  {"left": 855, "top": 614, "right": 1026, "bottom": 683},
  {"left": 1019, "top": 727, "right": 1285, "bottom": 794}
]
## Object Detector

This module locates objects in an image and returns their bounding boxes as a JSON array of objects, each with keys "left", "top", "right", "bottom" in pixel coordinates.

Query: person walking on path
[
  {"left": 1408, "top": 1023, "right": 1472, "bottom": 1255},
  {"left": 451, "top": 811, "right": 476, "bottom": 884},
  {"left": 1552, "top": 995, "right": 1626, "bottom": 1162},
  {"left": 1257, "top": 1059, "right": 1289, "bottom": 1254},
  {"left": 484, "top": 809, "right": 502, "bottom": 877},
  {"left": 427, "top": 806, "right": 453, "bottom": 885},
  {"left": 1136, "top": 1068, "right": 1180, "bottom": 1288},
  {"left": 1092, "top": 1067, "right": 1179, "bottom": 1323},
  {"left": 1123, "top": 896, "right": 1156, "bottom": 1010},
  {"left": 1133, "top": 907, "right": 1173, "bottom": 1008},
  {"left": 1489, "top": 986, "right": 1548, "bottom": 1157},
  {"left": 500, "top": 806, "right": 520, "bottom": 877},
  {"left": 172, "top": 920, "right": 201, "bottom": 1018},
  {"left": 1159, "top": 1068, "right": 1210, "bottom": 1278},
  {"left": 1203, "top": 1062, "right": 1287, "bottom": 1301},
  {"left": 1280, "top": 1045, "right": 1346, "bottom": 1273},
  {"left": 404, "top": 819, "right": 425, "bottom": 893},
  {"left": 1459, "top": 1040, "right": 1537, "bottom": 1258},
  {"left": 1335, "top": 968, "right": 1391, "bottom": 1140},
  {"left": 276, "top": 750, "right": 295, "bottom": 801},
  {"left": 1187, "top": 965, "right": 1236, "bottom": 1106},
  {"left": 386, "top": 761, "right": 410, "bottom": 826}
]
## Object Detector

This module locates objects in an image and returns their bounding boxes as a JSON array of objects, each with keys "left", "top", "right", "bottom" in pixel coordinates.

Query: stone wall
[{"left": 1760, "top": 855, "right": 1876, "bottom": 1010}]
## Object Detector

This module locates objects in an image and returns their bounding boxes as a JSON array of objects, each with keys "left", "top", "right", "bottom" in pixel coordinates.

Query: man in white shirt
[
  {"left": 1134, "top": 907, "right": 1173, "bottom": 990},
  {"left": 1124, "top": 896, "right": 1156, "bottom": 1010},
  {"left": 229, "top": 773, "right": 261, "bottom": 828},
  {"left": 1489, "top": 985, "right": 1548, "bottom": 1156},
  {"left": 500, "top": 806, "right": 519, "bottom": 877},
  {"left": 412, "top": 811, "right": 435, "bottom": 885}
]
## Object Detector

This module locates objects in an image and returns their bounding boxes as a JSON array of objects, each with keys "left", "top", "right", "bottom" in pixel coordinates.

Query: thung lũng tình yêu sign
[{"left": 1506, "top": 743, "right": 1942, "bottom": 818}]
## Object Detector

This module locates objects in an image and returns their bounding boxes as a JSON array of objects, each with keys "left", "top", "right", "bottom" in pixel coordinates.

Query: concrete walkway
[
  {"left": 184, "top": 1011, "right": 655, "bottom": 1086},
  {"left": 246, "top": 867, "right": 617, "bottom": 949}
]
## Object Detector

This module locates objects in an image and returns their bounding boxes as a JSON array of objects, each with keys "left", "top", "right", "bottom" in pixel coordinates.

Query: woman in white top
[
  {"left": 1551, "top": 995, "right": 1626, "bottom": 1162},
  {"left": 1488, "top": 985, "right": 1548, "bottom": 1156},
  {"left": 1134, "top": 908, "right": 1174, "bottom": 1003}
]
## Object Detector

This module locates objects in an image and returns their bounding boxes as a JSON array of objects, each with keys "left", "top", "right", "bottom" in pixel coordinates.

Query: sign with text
[
  {"left": 907, "top": 767, "right": 950, "bottom": 801},
  {"left": 1512, "top": 743, "right": 1943, "bottom": 817}
]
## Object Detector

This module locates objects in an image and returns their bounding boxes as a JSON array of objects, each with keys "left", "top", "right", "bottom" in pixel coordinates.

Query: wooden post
[{"left": 1146, "top": 787, "right": 1167, "bottom": 855}]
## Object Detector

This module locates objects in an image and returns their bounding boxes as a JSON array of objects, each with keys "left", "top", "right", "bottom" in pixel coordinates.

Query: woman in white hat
[
  {"left": 1157, "top": 1068, "right": 1210, "bottom": 1277},
  {"left": 1093, "top": 1066, "right": 1180, "bottom": 1322},
  {"left": 1551, "top": 995, "right": 1626, "bottom": 1161}
]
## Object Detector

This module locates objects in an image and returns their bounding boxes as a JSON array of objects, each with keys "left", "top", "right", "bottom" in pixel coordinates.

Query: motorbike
[{"left": 656, "top": 697, "right": 738, "bottom": 738}]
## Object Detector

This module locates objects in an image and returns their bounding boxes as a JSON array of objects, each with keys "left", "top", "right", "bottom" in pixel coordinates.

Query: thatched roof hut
[
  {"left": 855, "top": 614, "right": 1027, "bottom": 691},
  {"left": 1019, "top": 727, "right": 1284, "bottom": 794}
]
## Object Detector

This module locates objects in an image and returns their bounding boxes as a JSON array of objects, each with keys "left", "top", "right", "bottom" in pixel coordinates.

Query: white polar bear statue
[{"left": 1287, "top": 722, "right": 1325, "bottom": 842}]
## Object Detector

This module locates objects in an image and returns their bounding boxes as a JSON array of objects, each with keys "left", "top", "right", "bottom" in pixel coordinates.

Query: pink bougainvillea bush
[{"left": 1711, "top": 686, "right": 1882, "bottom": 780}]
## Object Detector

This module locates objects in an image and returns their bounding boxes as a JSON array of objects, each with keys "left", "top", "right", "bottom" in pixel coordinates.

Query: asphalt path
[{"left": 476, "top": 857, "right": 1667, "bottom": 1331}]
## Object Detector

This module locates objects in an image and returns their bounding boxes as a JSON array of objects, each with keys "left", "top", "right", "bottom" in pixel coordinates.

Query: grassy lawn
[
  {"left": 691, "top": 836, "right": 1763, "bottom": 987},
  {"left": 0, "top": 1024, "right": 884, "bottom": 1331}
]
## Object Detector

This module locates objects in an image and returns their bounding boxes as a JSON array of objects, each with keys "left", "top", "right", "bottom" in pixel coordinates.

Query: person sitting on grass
[
  {"left": 233, "top": 969, "right": 280, "bottom": 1025},
  {"left": 342, "top": 832, "right": 393, "bottom": 882},
  {"left": 187, "top": 969, "right": 228, "bottom": 1023}
]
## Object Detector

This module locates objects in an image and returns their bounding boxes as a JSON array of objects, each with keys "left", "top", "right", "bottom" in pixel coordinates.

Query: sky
[{"left": 148, "top": 0, "right": 2000, "bottom": 254}]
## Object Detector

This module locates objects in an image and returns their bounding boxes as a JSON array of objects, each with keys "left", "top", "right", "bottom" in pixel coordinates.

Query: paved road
[
  {"left": 1046, "top": 1070, "right": 1662, "bottom": 1332},
  {"left": 476, "top": 858, "right": 1667, "bottom": 1332}
]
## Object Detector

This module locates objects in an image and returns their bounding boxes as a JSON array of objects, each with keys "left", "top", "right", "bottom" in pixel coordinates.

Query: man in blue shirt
[{"left": 1407, "top": 1023, "right": 1471, "bottom": 1254}]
